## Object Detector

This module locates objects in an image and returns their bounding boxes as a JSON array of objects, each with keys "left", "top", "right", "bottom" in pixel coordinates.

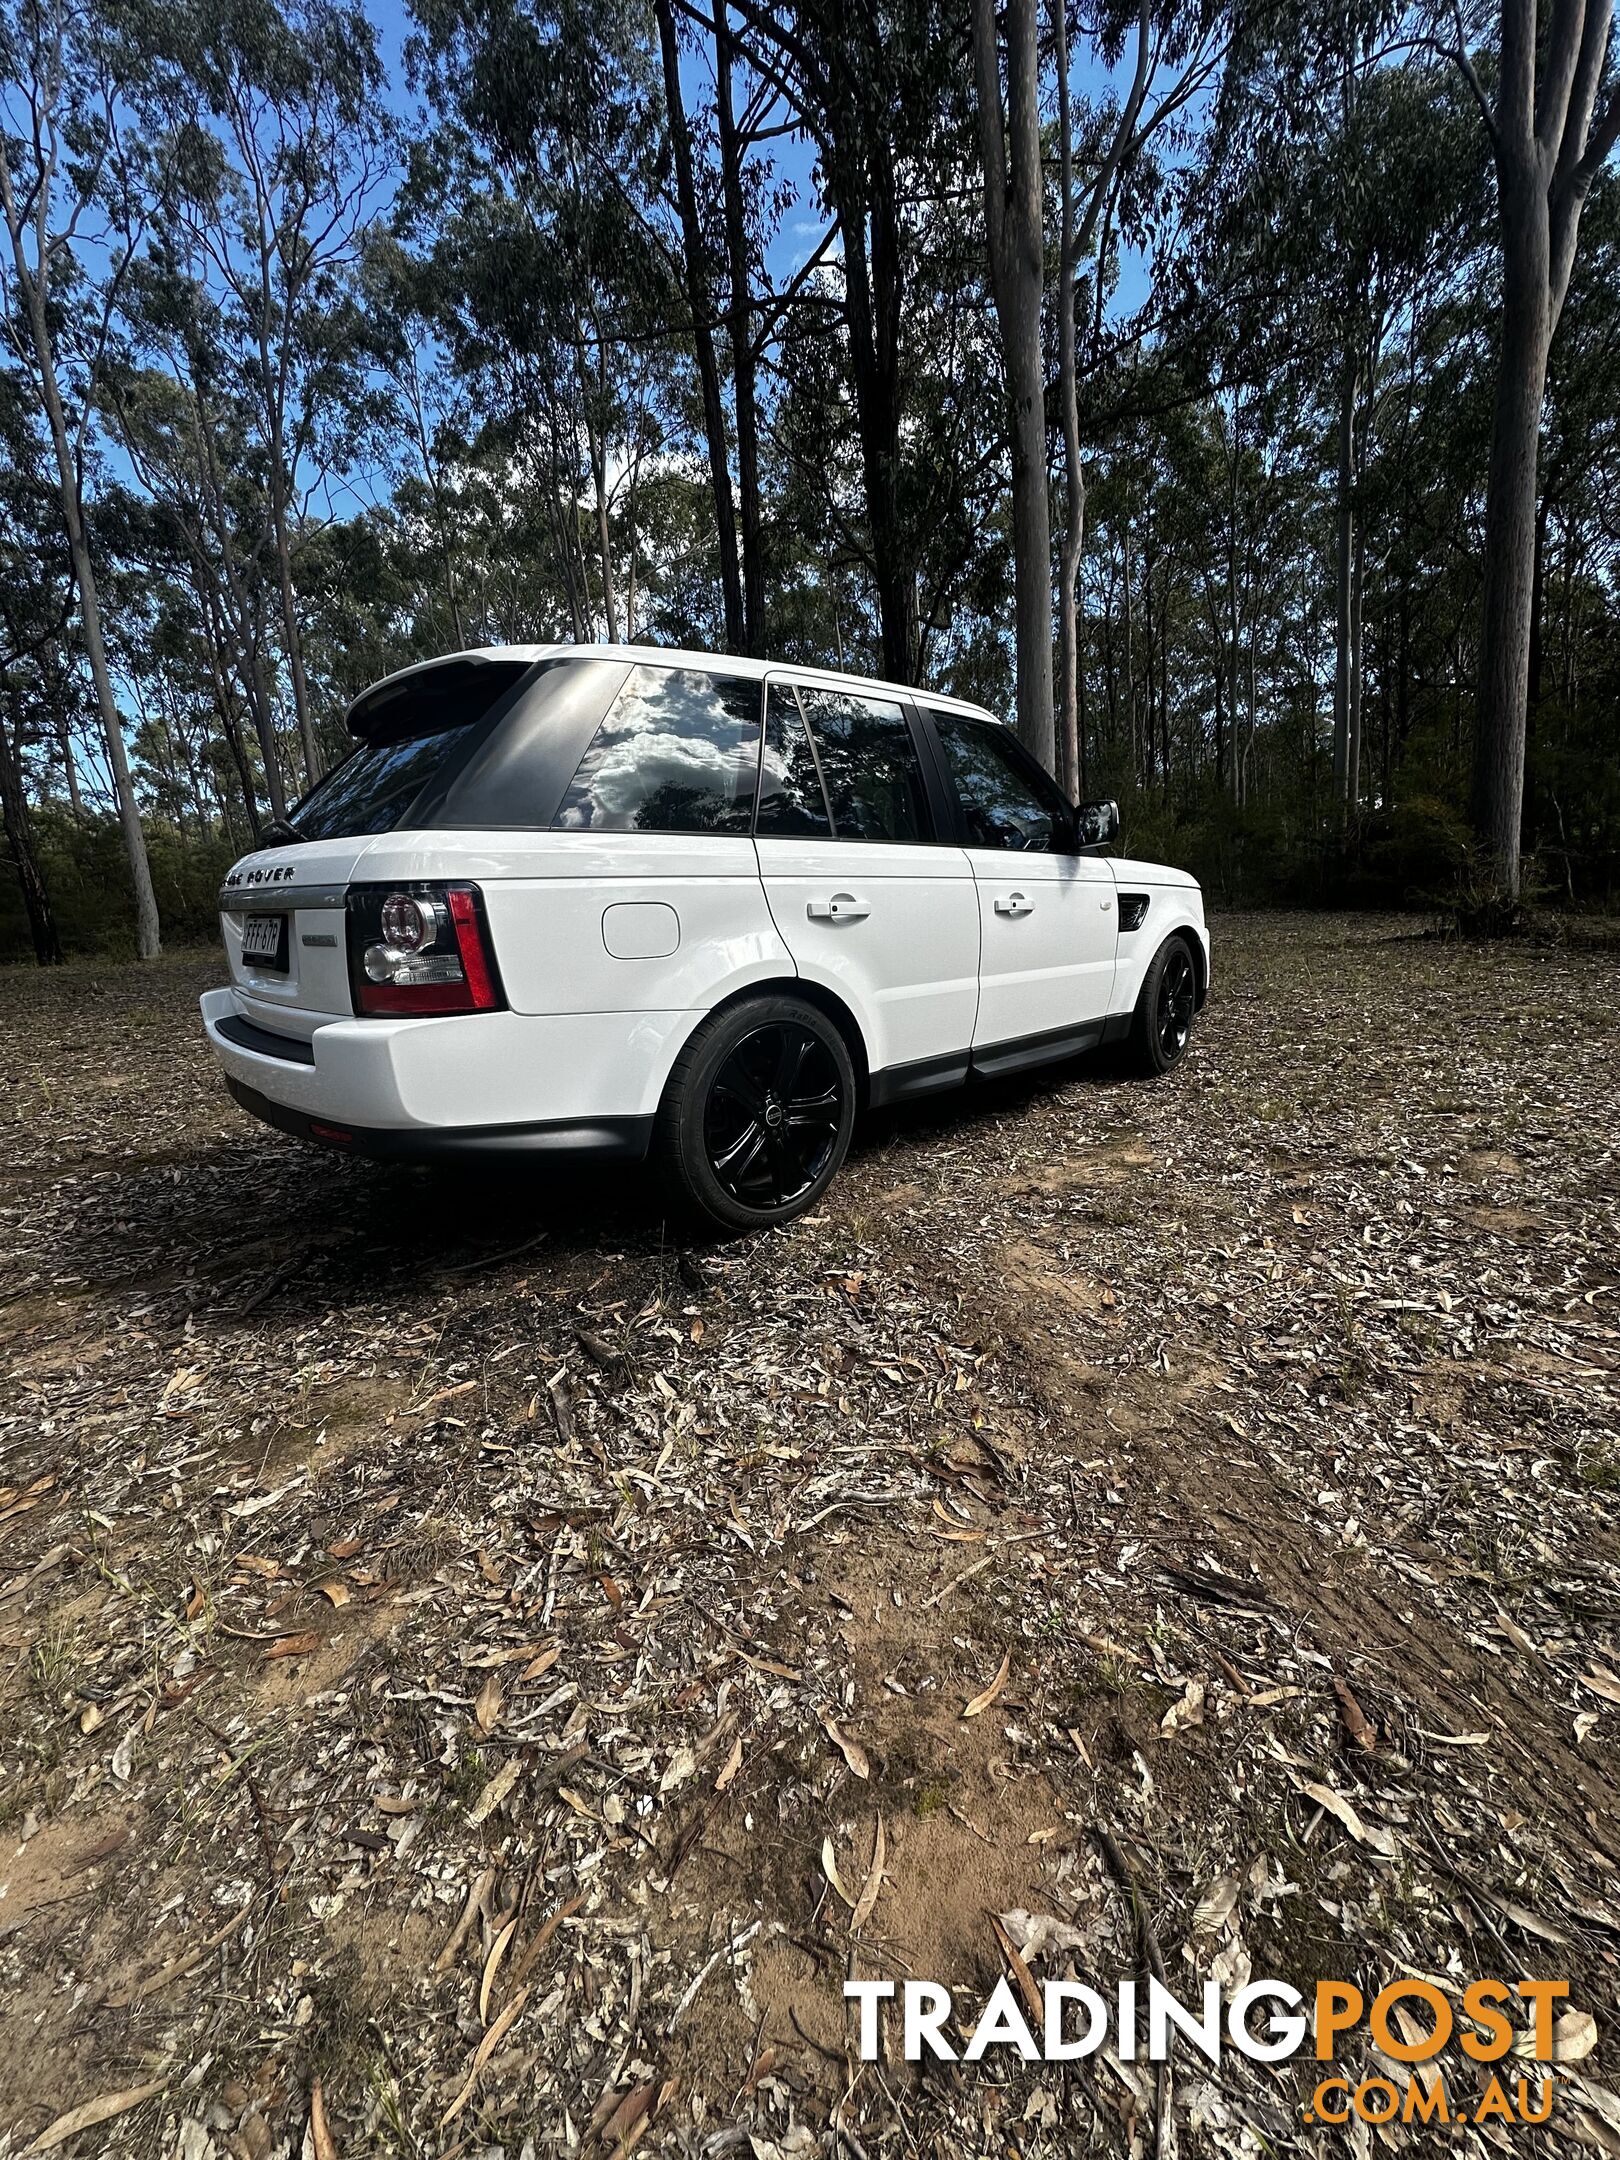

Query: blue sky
[{"left": 361, "top": 0, "right": 1151, "bottom": 306}]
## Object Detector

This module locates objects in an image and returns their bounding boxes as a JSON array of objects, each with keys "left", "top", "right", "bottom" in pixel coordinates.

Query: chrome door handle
[
  {"left": 807, "top": 893, "right": 870, "bottom": 923},
  {"left": 994, "top": 892, "right": 1034, "bottom": 917}
]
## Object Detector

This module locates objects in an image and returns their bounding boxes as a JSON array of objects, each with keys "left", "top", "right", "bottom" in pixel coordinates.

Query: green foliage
[{"left": 0, "top": 807, "right": 231, "bottom": 960}]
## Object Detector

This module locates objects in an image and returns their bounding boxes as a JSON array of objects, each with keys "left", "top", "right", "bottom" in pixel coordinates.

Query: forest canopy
[{"left": 1, "top": 0, "right": 1617, "bottom": 960}]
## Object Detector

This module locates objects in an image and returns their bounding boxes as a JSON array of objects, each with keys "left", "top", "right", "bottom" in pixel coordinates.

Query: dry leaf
[
  {"left": 30, "top": 2076, "right": 171, "bottom": 2151},
  {"left": 988, "top": 1913, "right": 1046, "bottom": 2029},
  {"left": 467, "top": 1757, "right": 524, "bottom": 1826},
  {"left": 474, "top": 1673, "right": 503, "bottom": 1736},
  {"left": 850, "top": 1814, "right": 886, "bottom": 1931},
  {"left": 262, "top": 1630, "right": 322, "bottom": 1661},
  {"left": 1523, "top": 2009, "right": 1599, "bottom": 2064},
  {"left": 963, "top": 1651, "right": 1011, "bottom": 1720},
  {"left": 821, "top": 1835, "right": 855, "bottom": 1908},
  {"left": 1161, "top": 1677, "right": 1205, "bottom": 1733},
  {"left": 1332, "top": 1673, "right": 1378, "bottom": 1752},
  {"left": 715, "top": 1735, "right": 744, "bottom": 1792},
  {"left": 1191, "top": 1873, "right": 1242, "bottom": 1940},
  {"left": 440, "top": 1984, "right": 530, "bottom": 2123},
  {"left": 1581, "top": 1669, "right": 1620, "bottom": 1707},
  {"left": 659, "top": 1746, "right": 696, "bottom": 1793},
  {"left": 310, "top": 2077, "right": 339, "bottom": 2160},
  {"left": 433, "top": 1868, "right": 495, "bottom": 1974},
  {"left": 1289, "top": 1773, "right": 1397, "bottom": 1855},
  {"left": 479, "top": 1918, "right": 516, "bottom": 2024},
  {"left": 821, "top": 1715, "right": 870, "bottom": 1780},
  {"left": 1479, "top": 1890, "right": 1572, "bottom": 1948},
  {"left": 313, "top": 1578, "right": 351, "bottom": 1607}
]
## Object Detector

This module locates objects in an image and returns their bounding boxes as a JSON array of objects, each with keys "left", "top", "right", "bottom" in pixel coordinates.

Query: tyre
[
  {"left": 658, "top": 994, "right": 857, "bottom": 1234},
  {"left": 1127, "top": 934, "right": 1199, "bottom": 1076}
]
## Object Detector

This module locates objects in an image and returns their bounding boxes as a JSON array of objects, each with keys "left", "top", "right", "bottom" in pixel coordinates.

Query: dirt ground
[{"left": 1, "top": 912, "right": 1618, "bottom": 2159}]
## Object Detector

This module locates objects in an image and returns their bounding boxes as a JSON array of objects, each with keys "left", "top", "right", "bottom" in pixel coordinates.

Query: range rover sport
[{"left": 201, "top": 646, "right": 1209, "bottom": 1232}]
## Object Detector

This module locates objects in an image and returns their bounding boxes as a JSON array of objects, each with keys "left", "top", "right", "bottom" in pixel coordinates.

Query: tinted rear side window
[
  {"left": 755, "top": 683, "right": 833, "bottom": 837},
  {"left": 796, "top": 687, "right": 932, "bottom": 843},
  {"left": 291, "top": 729, "right": 473, "bottom": 841},
  {"left": 553, "top": 665, "right": 762, "bottom": 832}
]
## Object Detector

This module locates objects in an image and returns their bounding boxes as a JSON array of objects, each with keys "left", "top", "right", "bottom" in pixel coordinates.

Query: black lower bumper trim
[
  {"left": 216, "top": 1013, "right": 317, "bottom": 1064},
  {"left": 225, "top": 1077, "right": 654, "bottom": 1165}
]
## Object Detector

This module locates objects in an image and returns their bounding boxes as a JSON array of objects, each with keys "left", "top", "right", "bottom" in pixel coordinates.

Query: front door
[
  {"left": 924, "top": 707, "right": 1118, "bottom": 1057},
  {"left": 754, "top": 678, "right": 980, "bottom": 1081}
]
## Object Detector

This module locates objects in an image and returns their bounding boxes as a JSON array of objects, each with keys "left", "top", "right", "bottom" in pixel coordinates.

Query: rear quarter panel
[{"left": 350, "top": 830, "right": 792, "bottom": 1019}]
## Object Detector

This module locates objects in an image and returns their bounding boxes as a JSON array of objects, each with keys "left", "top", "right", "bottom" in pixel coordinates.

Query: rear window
[
  {"left": 289, "top": 729, "right": 473, "bottom": 841},
  {"left": 292, "top": 654, "right": 534, "bottom": 839},
  {"left": 554, "top": 665, "right": 762, "bottom": 832}
]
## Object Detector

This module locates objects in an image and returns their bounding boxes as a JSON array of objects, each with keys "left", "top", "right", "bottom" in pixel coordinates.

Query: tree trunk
[
  {"left": 1466, "top": 0, "right": 1619, "bottom": 902},
  {"left": 655, "top": 0, "right": 745, "bottom": 654},
  {"left": 0, "top": 140, "right": 160, "bottom": 956},
  {"left": 973, "top": 0, "right": 1055, "bottom": 773},
  {"left": 716, "top": 0, "right": 766, "bottom": 654},
  {"left": 1330, "top": 350, "right": 1359, "bottom": 825},
  {"left": 839, "top": 187, "right": 913, "bottom": 683},
  {"left": 1472, "top": 203, "right": 1550, "bottom": 899},
  {"left": 0, "top": 708, "right": 62, "bottom": 963},
  {"left": 1051, "top": 0, "right": 1083, "bottom": 801},
  {"left": 57, "top": 714, "right": 82, "bottom": 819},
  {"left": 266, "top": 441, "right": 319, "bottom": 786},
  {"left": 1347, "top": 498, "right": 1365, "bottom": 819}
]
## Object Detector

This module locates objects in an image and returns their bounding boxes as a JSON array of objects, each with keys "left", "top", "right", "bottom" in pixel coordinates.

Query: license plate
[{"left": 240, "top": 913, "right": 287, "bottom": 970}]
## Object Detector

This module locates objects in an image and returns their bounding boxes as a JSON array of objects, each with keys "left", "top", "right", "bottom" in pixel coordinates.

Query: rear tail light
[{"left": 346, "top": 883, "right": 505, "bottom": 1016}]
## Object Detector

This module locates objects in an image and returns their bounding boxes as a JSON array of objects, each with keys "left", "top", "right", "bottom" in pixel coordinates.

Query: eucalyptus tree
[
  {"left": 155, "top": 0, "right": 393, "bottom": 785},
  {"left": 0, "top": 0, "right": 163, "bottom": 954},
  {"left": 1442, "top": 0, "right": 1620, "bottom": 900},
  {"left": 974, "top": 0, "right": 1231, "bottom": 776},
  {"left": 0, "top": 364, "right": 67, "bottom": 960},
  {"left": 653, "top": 0, "right": 745, "bottom": 651},
  {"left": 403, "top": 0, "right": 684, "bottom": 643}
]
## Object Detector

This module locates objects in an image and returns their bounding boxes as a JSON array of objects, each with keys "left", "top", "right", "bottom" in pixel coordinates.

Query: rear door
[
  {"left": 753, "top": 678, "right": 979, "bottom": 1082},
  {"left": 923, "top": 706, "right": 1118, "bottom": 1060}
]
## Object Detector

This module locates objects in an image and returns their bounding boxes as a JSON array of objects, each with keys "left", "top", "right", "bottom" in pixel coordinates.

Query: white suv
[{"left": 201, "top": 647, "right": 1209, "bottom": 1232}]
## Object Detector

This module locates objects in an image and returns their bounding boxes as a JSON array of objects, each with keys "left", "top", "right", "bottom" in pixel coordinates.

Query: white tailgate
[{"left": 220, "top": 836, "right": 381, "bottom": 1037}]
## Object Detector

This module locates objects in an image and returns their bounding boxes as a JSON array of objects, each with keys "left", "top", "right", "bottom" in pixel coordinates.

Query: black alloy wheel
[
  {"left": 1155, "top": 943, "right": 1196, "bottom": 1063},
  {"left": 658, "top": 993, "right": 858, "bottom": 1234},
  {"left": 704, "top": 1020, "right": 844, "bottom": 1210},
  {"left": 1129, "top": 934, "right": 1200, "bottom": 1076}
]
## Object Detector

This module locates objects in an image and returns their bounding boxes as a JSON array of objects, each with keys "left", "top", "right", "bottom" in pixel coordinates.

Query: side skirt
[{"left": 869, "top": 1012, "right": 1137, "bottom": 1105}]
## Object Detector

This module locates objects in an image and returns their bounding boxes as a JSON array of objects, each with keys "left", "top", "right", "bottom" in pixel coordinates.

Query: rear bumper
[
  {"left": 200, "top": 986, "right": 684, "bottom": 1152},
  {"left": 224, "top": 1077, "right": 652, "bottom": 1163}
]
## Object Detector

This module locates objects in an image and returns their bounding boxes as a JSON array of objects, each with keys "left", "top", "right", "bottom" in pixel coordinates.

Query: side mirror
[{"left": 1076, "top": 798, "right": 1120, "bottom": 852}]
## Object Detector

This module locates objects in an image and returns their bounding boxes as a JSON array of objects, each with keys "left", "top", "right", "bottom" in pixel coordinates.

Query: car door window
[
  {"left": 755, "top": 682, "right": 834, "bottom": 836},
  {"left": 929, "top": 708, "right": 1069, "bottom": 853},
  {"left": 793, "top": 686, "right": 932, "bottom": 842},
  {"left": 553, "top": 664, "right": 762, "bottom": 832}
]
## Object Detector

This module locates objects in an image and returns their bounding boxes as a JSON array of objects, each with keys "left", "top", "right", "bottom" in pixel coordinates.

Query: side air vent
[{"left": 1118, "top": 894, "right": 1150, "bottom": 933}]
